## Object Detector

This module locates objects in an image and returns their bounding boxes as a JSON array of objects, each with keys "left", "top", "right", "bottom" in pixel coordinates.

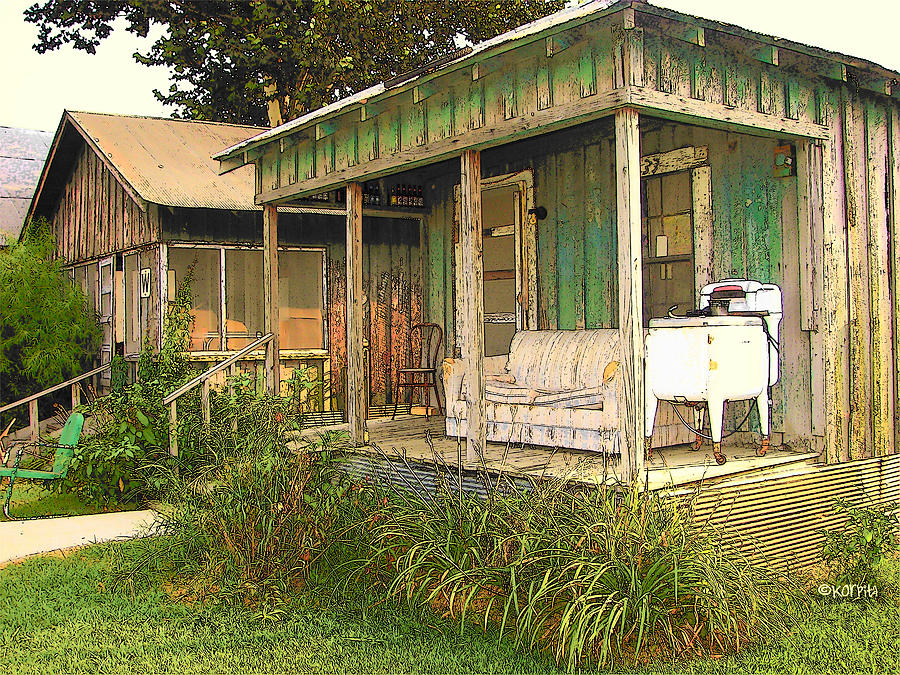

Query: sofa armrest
[
  {"left": 442, "top": 358, "right": 466, "bottom": 412},
  {"left": 484, "top": 355, "right": 509, "bottom": 377},
  {"left": 442, "top": 355, "right": 510, "bottom": 411}
]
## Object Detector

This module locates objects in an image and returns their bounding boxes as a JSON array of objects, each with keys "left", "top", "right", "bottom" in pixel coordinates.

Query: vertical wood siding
[
  {"left": 326, "top": 217, "right": 421, "bottom": 410},
  {"left": 422, "top": 106, "right": 898, "bottom": 458},
  {"left": 51, "top": 143, "right": 158, "bottom": 263}
]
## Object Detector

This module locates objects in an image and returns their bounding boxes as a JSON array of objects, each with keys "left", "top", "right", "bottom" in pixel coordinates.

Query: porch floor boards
[{"left": 303, "top": 415, "right": 820, "bottom": 489}]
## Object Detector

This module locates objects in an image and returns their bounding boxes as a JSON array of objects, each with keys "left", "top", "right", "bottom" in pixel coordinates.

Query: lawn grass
[
  {"left": 1, "top": 543, "right": 897, "bottom": 674},
  {"left": 2, "top": 482, "right": 137, "bottom": 520},
  {"left": 0, "top": 543, "right": 558, "bottom": 674}
]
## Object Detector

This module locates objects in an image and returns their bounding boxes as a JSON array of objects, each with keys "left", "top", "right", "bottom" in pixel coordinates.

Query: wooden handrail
[
  {"left": 0, "top": 363, "right": 110, "bottom": 414},
  {"left": 165, "top": 333, "right": 275, "bottom": 457},
  {"left": 162, "top": 333, "right": 274, "bottom": 405}
]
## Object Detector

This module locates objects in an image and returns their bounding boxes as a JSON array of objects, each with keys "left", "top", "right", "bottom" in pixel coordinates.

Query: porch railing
[
  {"left": 163, "top": 333, "right": 274, "bottom": 456},
  {"left": 0, "top": 363, "right": 111, "bottom": 443}
]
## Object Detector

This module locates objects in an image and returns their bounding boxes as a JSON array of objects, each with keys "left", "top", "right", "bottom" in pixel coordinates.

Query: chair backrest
[
  {"left": 52, "top": 412, "right": 84, "bottom": 477},
  {"left": 409, "top": 323, "right": 443, "bottom": 370}
]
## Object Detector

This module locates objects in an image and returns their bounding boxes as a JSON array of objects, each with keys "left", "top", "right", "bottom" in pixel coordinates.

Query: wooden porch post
[
  {"left": 615, "top": 107, "right": 644, "bottom": 483},
  {"left": 346, "top": 182, "right": 366, "bottom": 445},
  {"left": 460, "top": 150, "right": 485, "bottom": 464},
  {"left": 263, "top": 204, "right": 281, "bottom": 394}
]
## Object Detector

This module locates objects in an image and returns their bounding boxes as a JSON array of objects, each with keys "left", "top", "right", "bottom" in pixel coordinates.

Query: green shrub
[
  {"left": 354, "top": 470, "right": 801, "bottom": 670},
  {"left": 820, "top": 499, "right": 899, "bottom": 585},
  {"left": 60, "top": 379, "right": 169, "bottom": 504},
  {"left": 109, "top": 401, "right": 359, "bottom": 608},
  {"left": 0, "top": 219, "right": 100, "bottom": 422},
  {"left": 56, "top": 265, "right": 198, "bottom": 505}
]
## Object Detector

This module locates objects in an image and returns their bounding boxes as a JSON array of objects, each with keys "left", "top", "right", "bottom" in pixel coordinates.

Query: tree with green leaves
[
  {"left": 25, "top": 0, "right": 563, "bottom": 126},
  {"left": 0, "top": 221, "right": 101, "bottom": 413}
]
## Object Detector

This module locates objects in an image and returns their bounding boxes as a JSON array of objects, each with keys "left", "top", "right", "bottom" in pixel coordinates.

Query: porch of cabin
[
  {"left": 305, "top": 414, "right": 820, "bottom": 491},
  {"left": 266, "top": 110, "right": 827, "bottom": 485}
]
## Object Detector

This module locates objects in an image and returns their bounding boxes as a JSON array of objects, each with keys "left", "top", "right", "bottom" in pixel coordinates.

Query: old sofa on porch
[{"left": 443, "top": 328, "right": 690, "bottom": 453}]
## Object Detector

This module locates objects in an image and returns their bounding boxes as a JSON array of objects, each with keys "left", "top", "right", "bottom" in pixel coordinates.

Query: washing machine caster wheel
[
  {"left": 692, "top": 435, "right": 703, "bottom": 451},
  {"left": 713, "top": 442, "right": 726, "bottom": 465}
]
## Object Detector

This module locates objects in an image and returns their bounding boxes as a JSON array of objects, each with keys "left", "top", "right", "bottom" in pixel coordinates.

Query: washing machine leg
[
  {"left": 708, "top": 400, "right": 726, "bottom": 465},
  {"left": 712, "top": 441, "right": 725, "bottom": 465},
  {"left": 756, "top": 389, "right": 770, "bottom": 457},
  {"left": 644, "top": 437, "right": 653, "bottom": 462},
  {"left": 692, "top": 405, "right": 705, "bottom": 451}
]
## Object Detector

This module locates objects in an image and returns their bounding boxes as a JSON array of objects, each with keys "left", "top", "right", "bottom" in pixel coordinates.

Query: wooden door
[
  {"left": 641, "top": 170, "right": 695, "bottom": 324},
  {"left": 454, "top": 170, "right": 535, "bottom": 357},
  {"left": 98, "top": 256, "right": 114, "bottom": 385}
]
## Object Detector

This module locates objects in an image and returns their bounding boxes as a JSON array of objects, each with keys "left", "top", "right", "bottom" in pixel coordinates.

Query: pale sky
[{"left": 1, "top": 0, "right": 898, "bottom": 133}]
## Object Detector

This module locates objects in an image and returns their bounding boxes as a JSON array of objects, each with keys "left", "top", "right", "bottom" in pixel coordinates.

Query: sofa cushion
[
  {"left": 532, "top": 387, "right": 606, "bottom": 409},
  {"left": 485, "top": 381, "right": 541, "bottom": 405}
]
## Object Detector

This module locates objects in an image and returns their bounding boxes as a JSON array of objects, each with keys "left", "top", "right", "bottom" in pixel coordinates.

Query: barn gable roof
[{"left": 29, "top": 112, "right": 266, "bottom": 227}]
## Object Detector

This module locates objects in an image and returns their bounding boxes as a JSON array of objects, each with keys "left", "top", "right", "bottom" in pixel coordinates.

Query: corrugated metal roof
[
  {"left": 216, "top": 0, "right": 900, "bottom": 164},
  {"left": 67, "top": 112, "right": 266, "bottom": 210},
  {"left": 0, "top": 126, "right": 52, "bottom": 242}
]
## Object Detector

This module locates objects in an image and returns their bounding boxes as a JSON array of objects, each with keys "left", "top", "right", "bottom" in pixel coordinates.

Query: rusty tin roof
[
  {"left": 30, "top": 112, "right": 266, "bottom": 224},
  {"left": 0, "top": 126, "right": 52, "bottom": 242}
]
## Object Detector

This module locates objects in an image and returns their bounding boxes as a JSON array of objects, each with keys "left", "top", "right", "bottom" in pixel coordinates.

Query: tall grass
[
  {"left": 354, "top": 461, "right": 801, "bottom": 670},
  {"left": 109, "top": 395, "right": 361, "bottom": 606},
  {"left": 106, "top": 397, "right": 802, "bottom": 669}
]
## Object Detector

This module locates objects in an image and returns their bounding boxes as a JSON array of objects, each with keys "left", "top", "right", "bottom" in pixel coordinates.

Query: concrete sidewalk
[{"left": 0, "top": 510, "right": 159, "bottom": 564}]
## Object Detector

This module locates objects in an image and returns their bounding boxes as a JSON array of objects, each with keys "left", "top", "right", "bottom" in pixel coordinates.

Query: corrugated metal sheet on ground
[
  {"left": 340, "top": 450, "right": 899, "bottom": 571},
  {"left": 68, "top": 112, "right": 265, "bottom": 211},
  {"left": 341, "top": 451, "right": 536, "bottom": 500}
]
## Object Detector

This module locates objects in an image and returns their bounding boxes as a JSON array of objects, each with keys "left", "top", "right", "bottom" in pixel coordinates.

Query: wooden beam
[
  {"left": 459, "top": 149, "right": 485, "bottom": 465},
  {"left": 346, "top": 182, "right": 366, "bottom": 445},
  {"left": 825, "top": 62, "right": 848, "bottom": 82},
  {"left": 640, "top": 145, "right": 708, "bottom": 177},
  {"left": 315, "top": 121, "right": 338, "bottom": 141},
  {"left": 471, "top": 60, "right": 502, "bottom": 81},
  {"left": 691, "top": 165, "right": 713, "bottom": 290},
  {"left": 890, "top": 108, "right": 900, "bottom": 453},
  {"left": 753, "top": 45, "right": 779, "bottom": 66},
  {"left": 677, "top": 26, "right": 705, "bottom": 47},
  {"left": 615, "top": 108, "right": 644, "bottom": 484},
  {"left": 821, "top": 90, "right": 850, "bottom": 462},
  {"left": 627, "top": 88, "right": 829, "bottom": 140},
  {"left": 413, "top": 82, "right": 438, "bottom": 104},
  {"left": 546, "top": 33, "right": 575, "bottom": 57},
  {"left": 263, "top": 204, "right": 280, "bottom": 394},
  {"left": 864, "top": 103, "right": 894, "bottom": 458}
]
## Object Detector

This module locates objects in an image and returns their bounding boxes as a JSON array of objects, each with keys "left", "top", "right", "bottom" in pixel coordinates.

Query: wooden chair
[
  {"left": 1, "top": 412, "right": 84, "bottom": 520},
  {"left": 392, "top": 323, "right": 443, "bottom": 420}
]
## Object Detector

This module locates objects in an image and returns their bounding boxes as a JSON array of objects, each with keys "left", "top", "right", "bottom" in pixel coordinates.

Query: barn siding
[{"left": 51, "top": 143, "right": 155, "bottom": 264}]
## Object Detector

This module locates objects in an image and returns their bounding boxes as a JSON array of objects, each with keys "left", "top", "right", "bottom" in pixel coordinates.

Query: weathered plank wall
[
  {"left": 819, "top": 91, "right": 897, "bottom": 463},
  {"left": 51, "top": 143, "right": 159, "bottom": 264},
  {"left": 327, "top": 216, "right": 422, "bottom": 409}
]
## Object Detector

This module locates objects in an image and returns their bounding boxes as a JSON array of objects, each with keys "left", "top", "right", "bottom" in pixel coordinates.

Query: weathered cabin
[
  {"left": 0, "top": 126, "right": 51, "bottom": 245},
  {"left": 28, "top": 111, "right": 423, "bottom": 413},
  {"left": 215, "top": 0, "right": 899, "bottom": 565}
]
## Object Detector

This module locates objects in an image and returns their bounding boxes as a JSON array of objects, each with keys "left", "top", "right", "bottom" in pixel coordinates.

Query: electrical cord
[{"left": 668, "top": 398, "right": 758, "bottom": 440}]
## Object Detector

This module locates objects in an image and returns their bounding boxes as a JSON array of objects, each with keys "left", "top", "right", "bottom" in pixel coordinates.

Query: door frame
[{"left": 453, "top": 168, "right": 536, "bottom": 351}]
